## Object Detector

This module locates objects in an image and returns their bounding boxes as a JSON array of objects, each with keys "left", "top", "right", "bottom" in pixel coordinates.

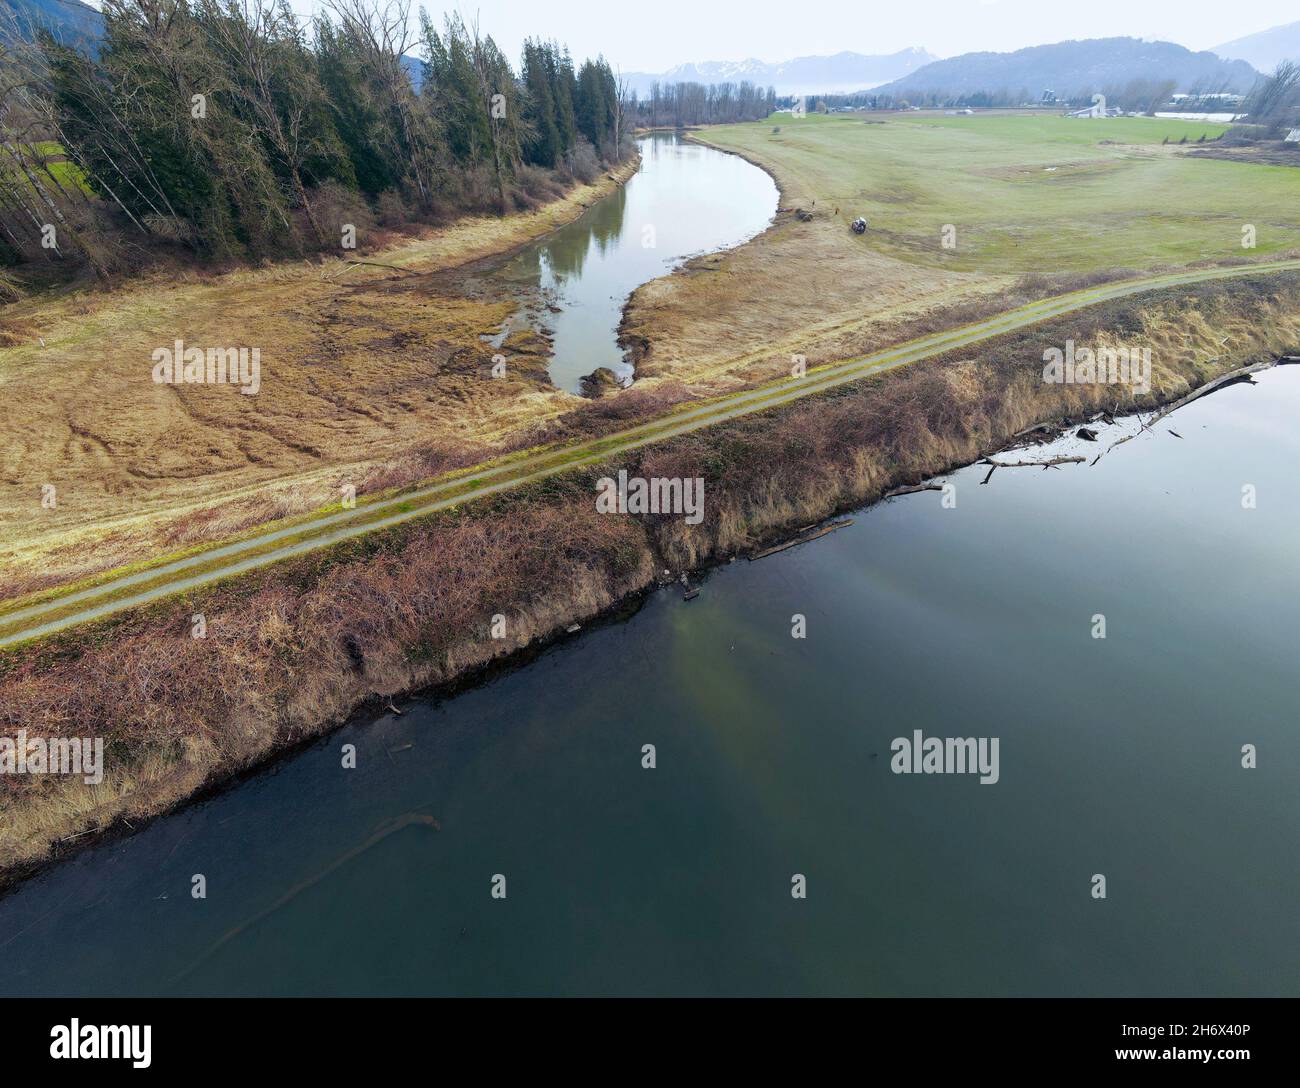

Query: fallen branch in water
[
  {"left": 884, "top": 482, "right": 944, "bottom": 498},
  {"left": 749, "top": 518, "right": 854, "bottom": 560},
  {"left": 979, "top": 454, "right": 1084, "bottom": 484},
  {"left": 1107, "top": 358, "right": 1276, "bottom": 451},
  {"left": 982, "top": 455, "right": 1086, "bottom": 469}
]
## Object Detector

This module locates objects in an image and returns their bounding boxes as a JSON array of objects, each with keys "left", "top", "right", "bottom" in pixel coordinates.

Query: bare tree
[
  {"left": 1245, "top": 60, "right": 1300, "bottom": 133},
  {"left": 197, "top": 0, "right": 332, "bottom": 242},
  {"left": 323, "top": 0, "right": 435, "bottom": 202}
]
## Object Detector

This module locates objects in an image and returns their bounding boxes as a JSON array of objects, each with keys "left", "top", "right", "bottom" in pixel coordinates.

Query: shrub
[
  {"left": 309, "top": 180, "right": 376, "bottom": 242},
  {"left": 565, "top": 142, "right": 601, "bottom": 185}
]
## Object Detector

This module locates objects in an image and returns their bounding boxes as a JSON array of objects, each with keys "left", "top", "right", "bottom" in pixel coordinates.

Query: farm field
[
  {"left": 703, "top": 112, "right": 1300, "bottom": 271},
  {"left": 621, "top": 111, "right": 1300, "bottom": 391}
]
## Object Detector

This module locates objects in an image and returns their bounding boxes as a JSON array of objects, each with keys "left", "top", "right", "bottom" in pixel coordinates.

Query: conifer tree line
[
  {"left": 632, "top": 80, "right": 776, "bottom": 127},
  {"left": 0, "top": 0, "right": 631, "bottom": 278}
]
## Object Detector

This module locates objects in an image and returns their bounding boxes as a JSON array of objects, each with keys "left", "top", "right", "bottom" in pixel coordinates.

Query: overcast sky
[{"left": 276, "top": 0, "right": 1295, "bottom": 72}]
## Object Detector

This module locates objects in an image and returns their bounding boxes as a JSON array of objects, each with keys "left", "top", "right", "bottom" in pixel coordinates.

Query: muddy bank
[{"left": 2, "top": 273, "right": 1299, "bottom": 893}]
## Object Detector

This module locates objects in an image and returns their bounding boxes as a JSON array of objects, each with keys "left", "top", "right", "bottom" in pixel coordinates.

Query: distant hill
[
  {"left": 400, "top": 53, "right": 422, "bottom": 92},
  {"left": 623, "top": 48, "right": 936, "bottom": 97},
  {"left": 1, "top": 5, "right": 431, "bottom": 93},
  {"left": 873, "top": 37, "right": 1261, "bottom": 101},
  {"left": 1, "top": 0, "right": 102, "bottom": 48},
  {"left": 1212, "top": 21, "right": 1300, "bottom": 74}
]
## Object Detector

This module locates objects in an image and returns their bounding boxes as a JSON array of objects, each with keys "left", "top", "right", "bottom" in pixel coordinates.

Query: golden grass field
[
  {"left": 3, "top": 112, "right": 1298, "bottom": 598},
  {"left": 0, "top": 162, "right": 639, "bottom": 598}
]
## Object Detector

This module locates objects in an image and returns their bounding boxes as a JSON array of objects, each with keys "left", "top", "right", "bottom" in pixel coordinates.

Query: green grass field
[
  {"left": 1, "top": 140, "right": 93, "bottom": 198},
  {"left": 704, "top": 113, "right": 1300, "bottom": 274}
]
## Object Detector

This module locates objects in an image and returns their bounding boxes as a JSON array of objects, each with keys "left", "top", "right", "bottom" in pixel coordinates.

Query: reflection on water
[
  {"left": 2, "top": 368, "right": 1298, "bottom": 997},
  {"left": 490, "top": 133, "right": 779, "bottom": 393}
]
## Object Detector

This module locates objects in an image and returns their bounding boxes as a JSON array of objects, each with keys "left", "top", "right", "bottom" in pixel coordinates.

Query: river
[
  {"left": 2, "top": 360, "right": 1297, "bottom": 996},
  {"left": 487, "top": 132, "right": 778, "bottom": 393}
]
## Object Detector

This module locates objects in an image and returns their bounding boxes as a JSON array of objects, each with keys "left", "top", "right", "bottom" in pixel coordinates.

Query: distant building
[
  {"left": 1041, "top": 89, "right": 1057, "bottom": 105},
  {"left": 1286, "top": 128, "right": 1300, "bottom": 144}
]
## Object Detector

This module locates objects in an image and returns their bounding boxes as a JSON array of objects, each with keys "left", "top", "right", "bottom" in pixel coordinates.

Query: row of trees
[
  {"left": 1242, "top": 61, "right": 1300, "bottom": 135},
  {"left": 0, "top": 0, "right": 631, "bottom": 277},
  {"left": 804, "top": 76, "right": 1242, "bottom": 114},
  {"left": 807, "top": 62, "right": 1298, "bottom": 135},
  {"left": 631, "top": 80, "right": 776, "bottom": 127}
]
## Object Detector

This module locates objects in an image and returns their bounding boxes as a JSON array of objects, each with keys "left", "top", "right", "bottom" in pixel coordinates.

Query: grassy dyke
[{"left": 2, "top": 272, "right": 1299, "bottom": 892}]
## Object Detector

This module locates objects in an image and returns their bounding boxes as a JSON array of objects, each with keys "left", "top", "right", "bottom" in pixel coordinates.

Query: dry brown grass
[
  {"left": 0, "top": 160, "right": 640, "bottom": 598},
  {"left": 621, "top": 201, "right": 1006, "bottom": 399}
]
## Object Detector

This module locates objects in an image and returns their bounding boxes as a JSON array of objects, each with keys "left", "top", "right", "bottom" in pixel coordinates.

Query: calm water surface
[
  {"left": 2, "top": 368, "right": 1297, "bottom": 996},
  {"left": 489, "top": 133, "right": 778, "bottom": 392}
]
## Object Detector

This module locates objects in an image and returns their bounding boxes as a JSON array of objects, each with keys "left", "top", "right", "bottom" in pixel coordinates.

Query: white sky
[{"left": 88, "top": 1, "right": 1300, "bottom": 73}]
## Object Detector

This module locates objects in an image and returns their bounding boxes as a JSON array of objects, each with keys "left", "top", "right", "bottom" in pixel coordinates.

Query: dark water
[
  {"left": 488, "top": 133, "right": 778, "bottom": 392},
  {"left": 2, "top": 367, "right": 1297, "bottom": 997}
]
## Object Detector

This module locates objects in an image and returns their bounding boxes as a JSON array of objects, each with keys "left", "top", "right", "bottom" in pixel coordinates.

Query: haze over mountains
[
  {"left": 873, "top": 37, "right": 1262, "bottom": 100},
  {"left": 621, "top": 48, "right": 936, "bottom": 96},
  {"left": 1212, "top": 20, "right": 1300, "bottom": 73},
  {"left": 0, "top": 0, "right": 101, "bottom": 46},
  {"left": 623, "top": 39, "right": 1266, "bottom": 102}
]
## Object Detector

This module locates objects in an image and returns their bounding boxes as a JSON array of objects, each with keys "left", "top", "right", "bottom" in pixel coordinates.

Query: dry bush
[
  {"left": 514, "top": 164, "right": 565, "bottom": 204},
  {"left": 309, "top": 180, "right": 377, "bottom": 241},
  {"left": 374, "top": 189, "right": 410, "bottom": 228},
  {"left": 565, "top": 142, "right": 601, "bottom": 185}
]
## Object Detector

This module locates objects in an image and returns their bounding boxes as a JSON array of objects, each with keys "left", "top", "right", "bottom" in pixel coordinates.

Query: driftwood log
[
  {"left": 979, "top": 455, "right": 1085, "bottom": 484},
  {"left": 884, "top": 483, "right": 944, "bottom": 498},
  {"left": 1106, "top": 357, "right": 1276, "bottom": 452}
]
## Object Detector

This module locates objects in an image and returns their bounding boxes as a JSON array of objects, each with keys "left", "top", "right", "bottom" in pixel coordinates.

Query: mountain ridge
[
  {"left": 1212, "top": 21, "right": 1300, "bottom": 74},
  {"left": 872, "top": 37, "right": 1261, "bottom": 101},
  {"left": 622, "top": 48, "right": 936, "bottom": 97},
  {"left": 0, "top": 0, "right": 102, "bottom": 46}
]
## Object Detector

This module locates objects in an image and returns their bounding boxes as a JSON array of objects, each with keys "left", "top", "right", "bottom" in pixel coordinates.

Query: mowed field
[
  {"left": 621, "top": 111, "right": 1300, "bottom": 396},
  {"left": 702, "top": 113, "right": 1300, "bottom": 271},
  {"left": 4, "top": 113, "right": 1299, "bottom": 599}
]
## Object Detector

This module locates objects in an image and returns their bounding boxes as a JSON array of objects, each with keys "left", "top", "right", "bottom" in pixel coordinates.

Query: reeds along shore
[{"left": 3, "top": 274, "right": 1300, "bottom": 890}]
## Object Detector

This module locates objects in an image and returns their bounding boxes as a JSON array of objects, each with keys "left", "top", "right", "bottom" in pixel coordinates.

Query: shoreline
[{"left": 3, "top": 273, "right": 1300, "bottom": 896}]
